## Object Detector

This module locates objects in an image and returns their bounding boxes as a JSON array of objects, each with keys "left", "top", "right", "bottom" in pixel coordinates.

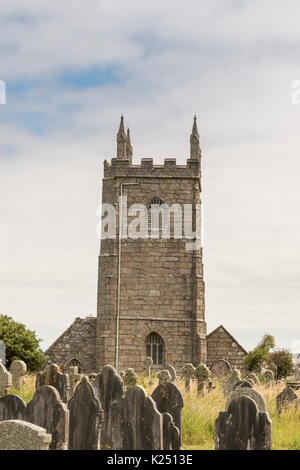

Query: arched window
[
  {"left": 148, "top": 197, "right": 164, "bottom": 232},
  {"left": 146, "top": 332, "right": 164, "bottom": 365},
  {"left": 67, "top": 359, "right": 82, "bottom": 373}
]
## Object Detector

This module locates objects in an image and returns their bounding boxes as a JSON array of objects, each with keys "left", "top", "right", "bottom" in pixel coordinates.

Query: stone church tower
[
  {"left": 45, "top": 116, "right": 247, "bottom": 374},
  {"left": 96, "top": 116, "right": 207, "bottom": 372}
]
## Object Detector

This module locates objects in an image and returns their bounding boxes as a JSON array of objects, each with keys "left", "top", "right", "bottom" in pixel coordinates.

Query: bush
[
  {"left": 0, "top": 314, "right": 45, "bottom": 372},
  {"left": 243, "top": 334, "right": 275, "bottom": 372},
  {"left": 269, "top": 349, "right": 294, "bottom": 379}
]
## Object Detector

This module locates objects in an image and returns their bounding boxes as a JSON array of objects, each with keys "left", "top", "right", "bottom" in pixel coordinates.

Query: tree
[
  {"left": 243, "top": 333, "right": 275, "bottom": 372},
  {"left": 269, "top": 349, "right": 294, "bottom": 379},
  {"left": 0, "top": 314, "right": 45, "bottom": 372}
]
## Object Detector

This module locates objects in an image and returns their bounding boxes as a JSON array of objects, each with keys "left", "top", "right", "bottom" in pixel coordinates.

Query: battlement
[{"left": 103, "top": 156, "right": 201, "bottom": 179}]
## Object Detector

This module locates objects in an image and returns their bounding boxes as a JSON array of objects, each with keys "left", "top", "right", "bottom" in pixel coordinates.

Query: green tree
[
  {"left": 243, "top": 333, "right": 275, "bottom": 372},
  {"left": 269, "top": 349, "right": 294, "bottom": 379},
  {"left": 0, "top": 314, "right": 45, "bottom": 372}
]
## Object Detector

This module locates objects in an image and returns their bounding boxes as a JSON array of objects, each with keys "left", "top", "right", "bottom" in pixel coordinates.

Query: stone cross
[
  {"left": 26, "top": 385, "right": 69, "bottom": 450},
  {"left": 92, "top": 365, "right": 124, "bottom": 450},
  {"left": 10, "top": 360, "right": 27, "bottom": 390},
  {"left": 276, "top": 387, "right": 299, "bottom": 414},
  {"left": 0, "top": 341, "right": 5, "bottom": 365},
  {"left": 0, "top": 420, "right": 51, "bottom": 450},
  {"left": 182, "top": 363, "right": 195, "bottom": 391},
  {"left": 68, "top": 376, "right": 104, "bottom": 450},
  {"left": 68, "top": 366, "right": 83, "bottom": 397},
  {"left": 144, "top": 357, "right": 153, "bottom": 378},
  {"left": 194, "top": 364, "right": 211, "bottom": 395},
  {"left": 123, "top": 368, "right": 138, "bottom": 388},
  {"left": 157, "top": 370, "right": 172, "bottom": 385},
  {"left": 0, "top": 363, "right": 12, "bottom": 397},
  {"left": 215, "top": 395, "right": 272, "bottom": 450}
]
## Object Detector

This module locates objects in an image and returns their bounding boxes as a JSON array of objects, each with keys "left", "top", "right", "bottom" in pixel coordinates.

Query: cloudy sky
[{"left": 1, "top": 0, "right": 300, "bottom": 353}]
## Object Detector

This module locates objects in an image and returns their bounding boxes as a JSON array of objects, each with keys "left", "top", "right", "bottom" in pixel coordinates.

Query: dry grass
[{"left": 10, "top": 373, "right": 300, "bottom": 450}]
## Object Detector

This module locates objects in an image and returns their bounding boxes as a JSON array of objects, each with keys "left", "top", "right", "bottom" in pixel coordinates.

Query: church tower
[{"left": 96, "top": 116, "right": 207, "bottom": 372}]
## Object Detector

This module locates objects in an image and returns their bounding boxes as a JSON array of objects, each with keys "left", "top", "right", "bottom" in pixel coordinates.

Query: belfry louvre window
[
  {"left": 146, "top": 332, "right": 164, "bottom": 365},
  {"left": 148, "top": 197, "right": 164, "bottom": 232}
]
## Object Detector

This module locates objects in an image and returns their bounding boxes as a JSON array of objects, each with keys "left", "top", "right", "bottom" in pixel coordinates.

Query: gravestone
[
  {"left": 215, "top": 395, "right": 272, "bottom": 450},
  {"left": 0, "top": 420, "right": 51, "bottom": 450},
  {"left": 144, "top": 357, "right": 153, "bottom": 378},
  {"left": 0, "top": 341, "right": 5, "bottom": 365},
  {"left": 162, "top": 413, "right": 180, "bottom": 450},
  {"left": 165, "top": 365, "right": 177, "bottom": 383},
  {"left": 211, "top": 359, "right": 232, "bottom": 378},
  {"left": 123, "top": 368, "right": 138, "bottom": 388},
  {"left": 194, "top": 364, "right": 211, "bottom": 395},
  {"left": 276, "top": 387, "right": 299, "bottom": 414},
  {"left": 68, "top": 366, "right": 83, "bottom": 397},
  {"left": 26, "top": 385, "right": 69, "bottom": 450},
  {"left": 182, "top": 363, "right": 195, "bottom": 391},
  {"left": 268, "top": 362, "right": 277, "bottom": 379},
  {"left": 157, "top": 370, "right": 171, "bottom": 385},
  {"left": 36, "top": 363, "right": 68, "bottom": 403},
  {"left": 0, "top": 363, "right": 12, "bottom": 396},
  {"left": 226, "top": 387, "right": 267, "bottom": 413},
  {"left": 263, "top": 369, "right": 274, "bottom": 385},
  {"left": 68, "top": 376, "right": 104, "bottom": 450},
  {"left": 112, "top": 385, "right": 163, "bottom": 450},
  {"left": 10, "top": 360, "right": 27, "bottom": 390},
  {"left": 232, "top": 380, "right": 253, "bottom": 391},
  {"left": 223, "top": 368, "right": 241, "bottom": 396},
  {"left": 0, "top": 394, "right": 26, "bottom": 421},
  {"left": 93, "top": 365, "right": 124, "bottom": 450},
  {"left": 152, "top": 381, "right": 184, "bottom": 446},
  {"left": 246, "top": 372, "right": 259, "bottom": 384}
]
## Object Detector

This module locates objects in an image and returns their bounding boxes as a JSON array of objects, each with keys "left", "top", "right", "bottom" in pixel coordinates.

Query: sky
[{"left": 1, "top": 0, "right": 300, "bottom": 353}]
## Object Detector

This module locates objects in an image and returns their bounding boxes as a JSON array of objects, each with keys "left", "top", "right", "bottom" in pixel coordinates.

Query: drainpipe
[{"left": 116, "top": 179, "right": 140, "bottom": 372}]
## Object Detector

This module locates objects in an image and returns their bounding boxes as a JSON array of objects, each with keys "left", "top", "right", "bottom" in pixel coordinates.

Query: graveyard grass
[{"left": 11, "top": 373, "right": 300, "bottom": 450}]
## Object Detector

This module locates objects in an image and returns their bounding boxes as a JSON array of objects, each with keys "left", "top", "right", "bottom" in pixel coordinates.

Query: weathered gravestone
[
  {"left": 211, "top": 359, "right": 232, "bottom": 378},
  {"left": 263, "top": 369, "right": 274, "bottom": 386},
  {"left": 144, "top": 357, "right": 153, "bottom": 378},
  {"left": 25, "top": 385, "right": 69, "bottom": 450},
  {"left": 0, "top": 363, "right": 12, "bottom": 397},
  {"left": 232, "top": 380, "right": 253, "bottom": 391},
  {"left": 246, "top": 372, "right": 259, "bottom": 384},
  {"left": 276, "top": 387, "right": 299, "bottom": 414},
  {"left": 68, "top": 376, "right": 103, "bottom": 450},
  {"left": 93, "top": 365, "right": 124, "bottom": 450},
  {"left": 162, "top": 413, "right": 181, "bottom": 450},
  {"left": 226, "top": 387, "right": 267, "bottom": 413},
  {"left": 36, "top": 363, "right": 68, "bottom": 403},
  {"left": 194, "top": 364, "right": 211, "bottom": 395},
  {"left": 0, "top": 341, "right": 5, "bottom": 365},
  {"left": 157, "top": 370, "right": 171, "bottom": 385},
  {"left": 10, "top": 360, "right": 27, "bottom": 390},
  {"left": 268, "top": 362, "right": 278, "bottom": 379},
  {"left": 215, "top": 395, "right": 272, "bottom": 450},
  {"left": 182, "top": 363, "right": 195, "bottom": 392},
  {"left": 123, "top": 368, "right": 138, "bottom": 388},
  {"left": 112, "top": 385, "right": 163, "bottom": 450},
  {"left": 223, "top": 368, "right": 241, "bottom": 397},
  {"left": 0, "top": 394, "right": 26, "bottom": 421},
  {"left": 152, "top": 381, "right": 184, "bottom": 447},
  {"left": 0, "top": 420, "right": 51, "bottom": 450},
  {"left": 165, "top": 365, "right": 177, "bottom": 383}
]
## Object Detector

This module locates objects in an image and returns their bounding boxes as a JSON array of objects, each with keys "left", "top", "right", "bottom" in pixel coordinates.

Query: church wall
[
  {"left": 206, "top": 325, "right": 247, "bottom": 372},
  {"left": 45, "top": 316, "right": 97, "bottom": 372}
]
